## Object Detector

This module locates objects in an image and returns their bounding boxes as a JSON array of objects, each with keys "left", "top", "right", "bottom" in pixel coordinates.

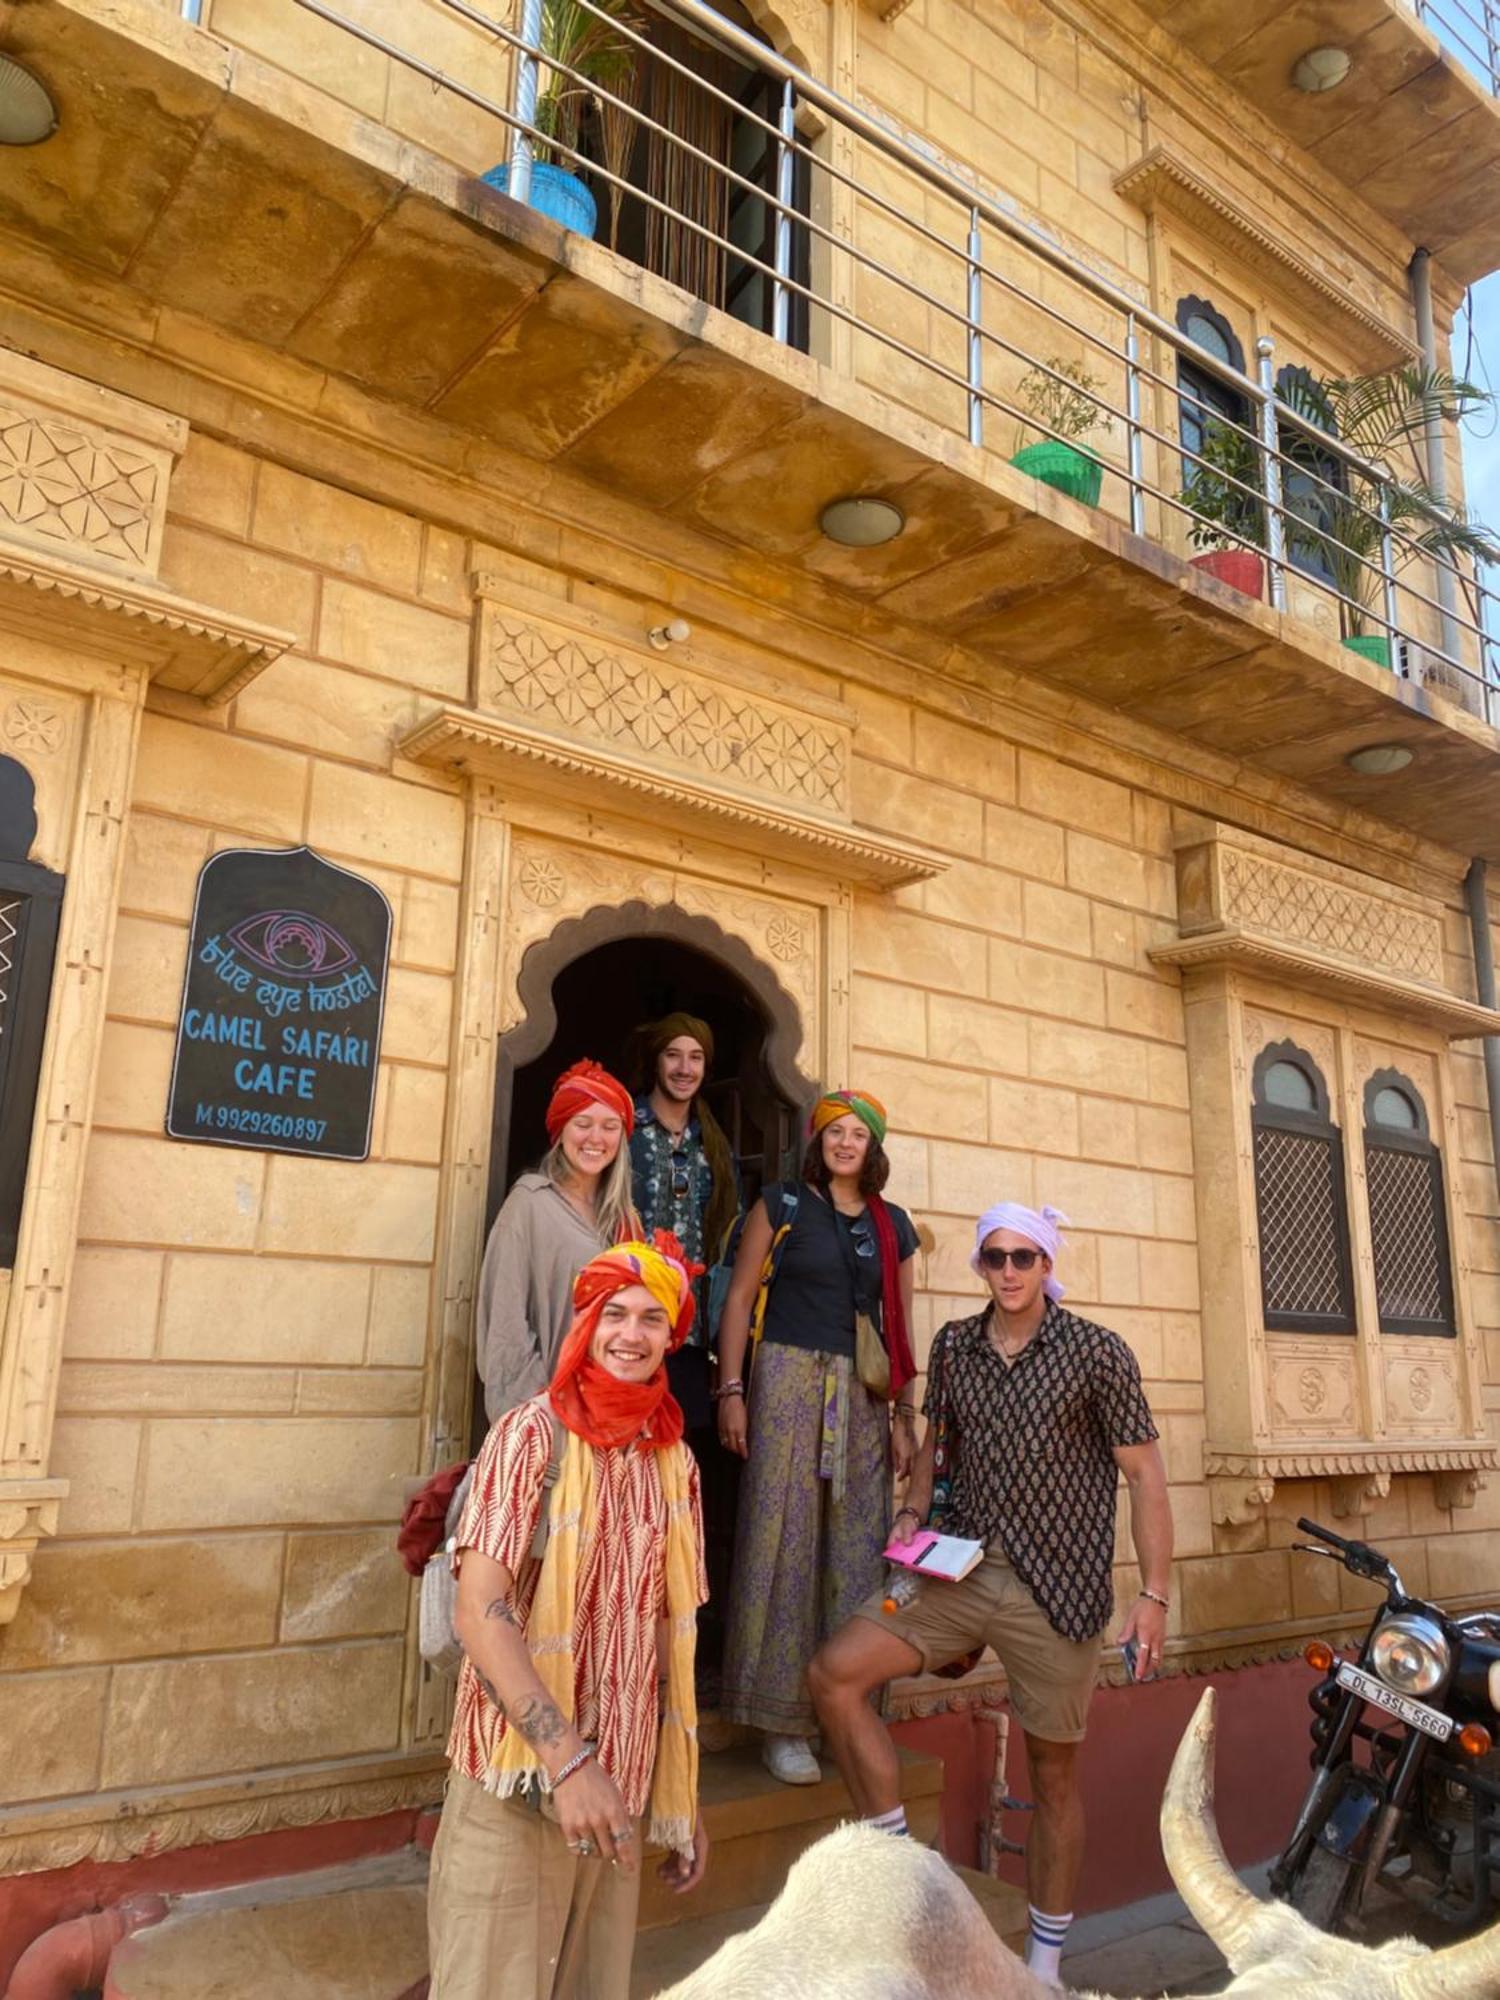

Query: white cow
[{"left": 653, "top": 1690, "right": 1500, "bottom": 1999}]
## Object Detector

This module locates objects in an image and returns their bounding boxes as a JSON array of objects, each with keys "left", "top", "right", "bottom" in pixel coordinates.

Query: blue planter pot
[{"left": 482, "top": 160, "right": 597, "bottom": 239}]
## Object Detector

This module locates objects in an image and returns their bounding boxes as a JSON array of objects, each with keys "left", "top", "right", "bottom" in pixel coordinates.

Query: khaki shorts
[{"left": 855, "top": 1544, "right": 1103, "bottom": 1743}]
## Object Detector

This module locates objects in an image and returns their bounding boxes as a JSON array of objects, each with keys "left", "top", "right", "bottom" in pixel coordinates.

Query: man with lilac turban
[{"left": 809, "top": 1195, "right": 1172, "bottom": 1991}]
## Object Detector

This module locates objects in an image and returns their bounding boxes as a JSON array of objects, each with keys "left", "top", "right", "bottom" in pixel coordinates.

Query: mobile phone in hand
[{"left": 1122, "top": 1637, "right": 1148, "bottom": 1683}]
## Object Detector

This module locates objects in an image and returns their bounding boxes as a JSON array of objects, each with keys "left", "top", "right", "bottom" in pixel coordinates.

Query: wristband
[
  {"left": 893, "top": 1505, "right": 920, "bottom": 1525},
  {"left": 713, "top": 1380, "right": 745, "bottom": 1403},
  {"left": 1139, "top": 1589, "right": 1170, "bottom": 1609},
  {"left": 551, "top": 1743, "right": 596, "bottom": 1789},
  {"left": 892, "top": 1404, "right": 917, "bottom": 1423}
]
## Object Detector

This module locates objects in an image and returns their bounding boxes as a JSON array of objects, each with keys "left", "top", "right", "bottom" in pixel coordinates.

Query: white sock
[
  {"left": 865, "top": 1804, "right": 908, "bottom": 1836},
  {"left": 1026, "top": 1906, "right": 1072, "bottom": 1986}
]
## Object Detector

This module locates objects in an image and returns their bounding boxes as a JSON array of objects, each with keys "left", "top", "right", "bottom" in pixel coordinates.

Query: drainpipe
[
  {"left": 1464, "top": 860, "right": 1500, "bottom": 1201},
  {"left": 1409, "top": 247, "right": 1464, "bottom": 664}
]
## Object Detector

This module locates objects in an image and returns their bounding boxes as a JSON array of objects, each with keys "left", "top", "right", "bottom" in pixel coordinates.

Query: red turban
[
  {"left": 548, "top": 1234, "right": 702, "bottom": 1450},
  {"left": 545, "top": 1059, "right": 635, "bottom": 1143}
]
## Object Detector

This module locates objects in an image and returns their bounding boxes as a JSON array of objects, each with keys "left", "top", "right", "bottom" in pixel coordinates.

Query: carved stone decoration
[
  {"left": 1385, "top": 1351, "right": 1459, "bottom": 1432},
  {"left": 476, "top": 594, "right": 850, "bottom": 817},
  {"left": 4, "top": 699, "right": 64, "bottom": 755},
  {"left": 0, "top": 348, "right": 185, "bottom": 581},
  {"left": 1269, "top": 1348, "right": 1356, "bottom": 1433},
  {"left": 1434, "top": 1467, "right": 1487, "bottom": 1510},
  {"left": 1331, "top": 1468, "right": 1392, "bottom": 1519},
  {"left": 1208, "top": 1475, "right": 1276, "bottom": 1527},
  {"left": 0, "top": 1479, "right": 66, "bottom": 1623}
]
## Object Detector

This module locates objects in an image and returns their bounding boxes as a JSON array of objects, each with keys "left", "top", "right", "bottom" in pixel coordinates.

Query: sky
[{"left": 1457, "top": 275, "right": 1500, "bottom": 537}]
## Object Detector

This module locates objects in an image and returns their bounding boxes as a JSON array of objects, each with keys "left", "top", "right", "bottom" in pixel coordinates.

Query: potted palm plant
[
  {"left": 1009, "top": 359, "right": 1113, "bottom": 507},
  {"left": 483, "top": 0, "right": 640, "bottom": 239},
  {"left": 1177, "top": 414, "right": 1266, "bottom": 599},
  {"left": 1277, "top": 367, "right": 1498, "bottom": 669}
]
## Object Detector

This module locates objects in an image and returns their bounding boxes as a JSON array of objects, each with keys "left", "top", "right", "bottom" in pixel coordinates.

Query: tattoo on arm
[
  {"left": 476, "top": 1670, "right": 505, "bottom": 1715},
  {"left": 484, "top": 1595, "right": 519, "bottom": 1626},
  {"left": 512, "top": 1694, "right": 568, "bottom": 1750}
]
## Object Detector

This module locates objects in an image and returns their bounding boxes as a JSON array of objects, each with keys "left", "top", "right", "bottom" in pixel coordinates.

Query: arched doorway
[{"left": 484, "top": 901, "right": 819, "bottom": 1694}]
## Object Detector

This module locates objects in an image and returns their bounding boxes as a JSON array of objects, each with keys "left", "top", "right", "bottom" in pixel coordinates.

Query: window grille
[
  {"left": 1251, "top": 1041, "right": 1355, "bottom": 1334},
  {"left": 0, "top": 860, "right": 64, "bottom": 1268},
  {"left": 1363, "top": 1071, "right": 1455, "bottom": 1337},
  {"left": 1175, "top": 296, "right": 1251, "bottom": 486}
]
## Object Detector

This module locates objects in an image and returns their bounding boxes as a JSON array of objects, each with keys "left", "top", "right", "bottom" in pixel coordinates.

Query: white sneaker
[{"left": 761, "top": 1734, "right": 821, "bottom": 1785}]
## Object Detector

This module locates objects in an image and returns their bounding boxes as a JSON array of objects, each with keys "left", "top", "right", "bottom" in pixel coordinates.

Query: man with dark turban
[
  {"left": 627, "top": 1013, "right": 739, "bottom": 1432},
  {"left": 431, "top": 1234, "right": 710, "bottom": 1999}
]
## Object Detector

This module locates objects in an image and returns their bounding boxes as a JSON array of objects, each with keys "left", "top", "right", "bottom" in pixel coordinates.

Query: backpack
[
  {"left": 418, "top": 1404, "right": 565, "bottom": 1679},
  {"left": 704, "top": 1185, "right": 800, "bottom": 1350}
]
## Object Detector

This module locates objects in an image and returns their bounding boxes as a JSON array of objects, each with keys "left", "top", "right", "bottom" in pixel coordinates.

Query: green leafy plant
[
  {"left": 1177, "top": 413, "right": 1266, "bottom": 554},
  {"left": 1014, "top": 359, "right": 1114, "bottom": 451},
  {"left": 1276, "top": 366, "right": 1499, "bottom": 638},
  {"left": 526, "top": 0, "right": 641, "bottom": 166}
]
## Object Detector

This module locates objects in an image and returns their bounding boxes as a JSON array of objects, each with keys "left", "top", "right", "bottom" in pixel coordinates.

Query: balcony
[
  {"left": 1128, "top": 0, "right": 1500, "bottom": 286},
  {"left": 3, "top": 0, "right": 1500, "bottom": 856}
]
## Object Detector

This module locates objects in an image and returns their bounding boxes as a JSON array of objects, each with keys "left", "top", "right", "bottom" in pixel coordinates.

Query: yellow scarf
[{"left": 489, "top": 1431, "right": 700, "bottom": 1858}]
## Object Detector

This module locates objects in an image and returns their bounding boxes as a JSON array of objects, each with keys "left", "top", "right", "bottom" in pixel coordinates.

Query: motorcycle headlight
[{"left": 1370, "top": 1613, "right": 1450, "bottom": 1697}]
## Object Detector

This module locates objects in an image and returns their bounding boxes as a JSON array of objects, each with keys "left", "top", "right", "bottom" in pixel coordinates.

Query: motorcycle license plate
[{"left": 1335, "top": 1661, "right": 1453, "bottom": 1741}]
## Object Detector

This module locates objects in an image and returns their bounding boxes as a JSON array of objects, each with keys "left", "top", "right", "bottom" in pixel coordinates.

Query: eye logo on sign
[
  {"left": 226, "top": 910, "right": 356, "bottom": 979},
  {"left": 167, "top": 846, "right": 391, "bottom": 1162}
]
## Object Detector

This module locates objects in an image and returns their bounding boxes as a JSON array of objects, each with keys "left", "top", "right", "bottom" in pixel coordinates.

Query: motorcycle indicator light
[
  {"left": 1369, "top": 1612, "right": 1449, "bottom": 1697},
  {"left": 1304, "top": 1640, "right": 1335, "bottom": 1673},
  {"left": 1458, "top": 1722, "right": 1492, "bottom": 1757}
]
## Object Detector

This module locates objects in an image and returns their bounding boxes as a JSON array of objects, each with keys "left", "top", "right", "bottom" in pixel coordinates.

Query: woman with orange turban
[
  {"left": 432, "top": 1234, "right": 709, "bottom": 1998},
  {"left": 714, "top": 1090, "right": 920, "bottom": 1786},
  {"left": 476, "top": 1059, "right": 642, "bottom": 1423}
]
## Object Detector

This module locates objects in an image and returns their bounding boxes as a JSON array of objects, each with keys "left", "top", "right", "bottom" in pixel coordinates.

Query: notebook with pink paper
[{"left": 881, "top": 1529, "right": 985, "bottom": 1582}]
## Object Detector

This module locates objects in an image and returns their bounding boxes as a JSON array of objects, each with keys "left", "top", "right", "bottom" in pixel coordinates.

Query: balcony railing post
[
  {"left": 1377, "top": 481, "right": 1402, "bottom": 665},
  {"left": 509, "top": 0, "right": 544, "bottom": 208},
  {"left": 1255, "top": 337, "right": 1288, "bottom": 613},
  {"left": 966, "top": 209, "right": 983, "bottom": 448},
  {"left": 1125, "top": 312, "right": 1145, "bottom": 538},
  {"left": 772, "top": 80, "right": 796, "bottom": 345}
]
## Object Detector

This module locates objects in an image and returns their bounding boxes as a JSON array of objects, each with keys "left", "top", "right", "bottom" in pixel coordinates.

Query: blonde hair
[{"left": 542, "top": 1135, "right": 641, "bottom": 1246}]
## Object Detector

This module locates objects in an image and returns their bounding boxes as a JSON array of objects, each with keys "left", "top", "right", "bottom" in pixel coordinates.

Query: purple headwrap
[{"left": 971, "top": 1202, "right": 1069, "bottom": 1301}]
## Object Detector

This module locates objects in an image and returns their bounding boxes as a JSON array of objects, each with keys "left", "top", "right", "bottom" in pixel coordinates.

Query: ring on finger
[
  {"left": 611, "top": 1827, "right": 633, "bottom": 1843},
  {"left": 576, "top": 1837, "right": 595, "bottom": 1858}
]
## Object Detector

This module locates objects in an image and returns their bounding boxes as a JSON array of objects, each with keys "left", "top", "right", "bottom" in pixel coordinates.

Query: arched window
[
  {"left": 1276, "top": 364, "right": 1345, "bottom": 587},
  {"left": 1176, "top": 296, "right": 1252, "bottom": 485},
  {"left": 0, "top": 754, "right": 64, "bottom": 1267},
  {"left": 1251, "top": 1041, "right": 1355, "bottom": 1334},
  {"left": 1363, "top": 1071, "right": 1455, "bottom": 1336}
]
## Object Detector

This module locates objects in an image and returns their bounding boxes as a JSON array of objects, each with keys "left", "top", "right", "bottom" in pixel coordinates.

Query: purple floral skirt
[{"left": 720, "top": 1341, "right": 890, "bottom": 1734}]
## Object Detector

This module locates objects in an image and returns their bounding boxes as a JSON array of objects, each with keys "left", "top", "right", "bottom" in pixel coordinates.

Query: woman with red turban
[
  {"left": 476, "top": 1059, "right": 642, "bottom": 1423},
  {"left": 714, "top": 1090, "right": 920, "bottom": 1786},
  {"left": 433, "top": 1234, "right": 710, "bottom": 1998}
]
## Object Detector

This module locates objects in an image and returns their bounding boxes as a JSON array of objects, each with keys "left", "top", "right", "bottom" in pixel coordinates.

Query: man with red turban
[{"left": 430, "top": 1234, "right": 710, "bottom": 1999}]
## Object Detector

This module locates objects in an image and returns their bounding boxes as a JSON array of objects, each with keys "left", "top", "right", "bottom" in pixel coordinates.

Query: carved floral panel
[{"left": 1268, "top": 1344, "right": 1358, "bottom": 1434}]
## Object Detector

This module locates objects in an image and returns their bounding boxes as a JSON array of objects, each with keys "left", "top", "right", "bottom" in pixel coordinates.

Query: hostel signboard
[{"left": 166, "top": 845, "right": 391, "bottom": 1161}]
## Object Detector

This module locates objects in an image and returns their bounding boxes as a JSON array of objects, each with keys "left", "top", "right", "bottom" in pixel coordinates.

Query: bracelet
[
  {"left": 713, "top": 1380, "right": 745, "bottom": 1403},
  {"left": 551, "top": 1743, "right": 596, "bottom": 1790},
  {"left": 893, "top": 1504, "right": 920, "bottom": 1522},
  {"left": 1139, "top": 1589, "right": 1170, "bottom": 1609},
  {"left": 892, "top": 1405, "right": 917, "bottom": 1424}
]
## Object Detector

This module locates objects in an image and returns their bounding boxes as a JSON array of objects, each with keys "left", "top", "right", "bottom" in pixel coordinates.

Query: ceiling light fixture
[
  {"left": 0, "top": 56, "right": 57, "bottom": 145},
  {"left": 647, "top": 618, "right": 691, "bottom": 651},
  {"left": 1345, "top": 743, "right": 1413, "bottom": 776},
  {"left": 1291, "top": 45, "right": 1352, "bottom": 93},
  {"left": 819, "top": 496, "right": 905, "bottom": 548}
]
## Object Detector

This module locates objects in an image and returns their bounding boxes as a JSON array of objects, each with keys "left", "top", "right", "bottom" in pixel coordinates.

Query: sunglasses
[
  {"left": 670, "top": 1163, "right": 692, "bottom": 1200},
  {"left": 979, "top": 1247, "right": 1040, "bottom": 1272}
]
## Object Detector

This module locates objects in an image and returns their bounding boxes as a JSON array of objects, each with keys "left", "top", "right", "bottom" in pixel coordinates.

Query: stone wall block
[
  {"left": 852, "top": 907, "right": 988, "bottom": 997},
  {"left": 105, "top": 915, "right": 189, "bottom": 1029},
  {"left": 368, "top": 1265, "right": 432, "bottom": 1368},
  {"left": 988, "top": 939, "right": 1106, "bottom": 1026},
  {"left": 0, "top": 1667, "right": 109, "bottom": 1803},
  {"left": 383, "top": 1066, "right": 449, "bottom": 1164},
  {"left": 294, "top": 1369, "right": 423, "bottom": 1415},
  {"left": 929, "top": 1140, "right": 1036, "bottom": 1218},
  {"left": 79, "top": 1134, "right": 265, "bottom": 1251},
  {"left": 234, "top": 655, "right": 428, "bottom": 769},
  {"left": 0, "top": 1534, "right": 284, "bottom": 1671},
  {"left": 926, "top": 991, "right": 1029, "bottom": 1074},
  {"left": 160, "top": 1254, "right": 370, "bottom": 1365},
  {"left": 1017, "top": 752, "right": 1133, "bottom": 843},
  {"left": 64, "top": 1247, "right": 163, "bottom": 1360},
  {"left": 101, "top": 1638, "right": 405, "bottom": 1788},
  {"left": 169, "top": 435, "right": 256, "bottom": 536},
  {"left": 983, "top": 804, "right": 1067, "bottom": 884},
  {"left": 261, "top": 1159, "right": 439, "bottom": 1262},
  {"left": 134, "top": 713, "right": 308, "bottom": 842},
  {"left": 853, "top": 977, "right": 927, "bottom": 1055},
  {"left": 281, "top": 1527, "right": 412, "bottom": 1642},
  {"left": 989, "top": 1075, "right": 1080, "bottom": 1154},
  {"left": 93, "top": 1021, "right": 174, "bottom": 1131},
  {"left": 254, "top": 466, "right": 423, "bottom": 595},
  {"left": 158, "top": 525, "right": 320, "bottom": 651},
  {"left": 381, "top": 967, "right": 455, "bottom": 1067},
  {"left": 852, "top": 1052, "right": 989, "bottom": 1143},
  {"left": 138, "top": 1416, "right": 419, "bottom": 1530},
  {"left": 120, "top": 814, "right": 212, "bottom": 922},
  {"left": 47, "top": 1417, "right": 142, "bottom": 1536},
  {"left": 317, "top": 581, "right": 470, "bottom": 699},
  {"left": 308, "top": 763, "right": 465, "bottom": 881}
]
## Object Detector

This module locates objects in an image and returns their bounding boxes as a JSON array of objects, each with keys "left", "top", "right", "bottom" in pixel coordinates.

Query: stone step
[{"left": 637, "top": 1743, "right": 944, "bottom": 1929}]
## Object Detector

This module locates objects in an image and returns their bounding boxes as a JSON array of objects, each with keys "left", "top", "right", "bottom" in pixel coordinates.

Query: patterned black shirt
[{"left": 923, "top": 1301, "right": 1158, "bottom": 1641}]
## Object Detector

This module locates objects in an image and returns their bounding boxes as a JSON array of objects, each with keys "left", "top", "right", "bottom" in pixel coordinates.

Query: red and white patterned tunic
[{"left": 447, "top": 1397, "right": 707, "bottom": 1818}]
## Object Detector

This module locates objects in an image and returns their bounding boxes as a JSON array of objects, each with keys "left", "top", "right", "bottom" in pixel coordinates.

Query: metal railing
[
  {"left": 295, "top": 0, "right": 1500, "bottom": 723},
  {"left": 1411, "top": 0, "right": 1500, "bottom": 94}
]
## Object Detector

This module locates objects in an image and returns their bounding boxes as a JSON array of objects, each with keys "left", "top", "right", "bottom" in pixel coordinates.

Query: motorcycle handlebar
[
  {"left": 1296, "top": 1517, "right": 1350, "bottom": 1550},
  {"left": 1296, "top": 1517, "right": 1394, "bottom": 1586}
]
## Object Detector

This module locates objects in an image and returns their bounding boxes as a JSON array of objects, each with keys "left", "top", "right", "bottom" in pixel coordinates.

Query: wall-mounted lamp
[
  {"left": 0, "top": 56, "right": 57, "bottom": 145},
  {"left": 1345, "top": 743, "right": 1413, "bottom": 775},
  {"left": 648, "top": 618, "right": 692, "bottom": 651},
  {"left": 1291, "top": 46, "right": 1351, "bottom": 93}
]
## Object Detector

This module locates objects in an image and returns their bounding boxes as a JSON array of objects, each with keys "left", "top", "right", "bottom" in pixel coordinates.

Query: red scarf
[
  {"left": 547, "top": 1239, "right": 695, "bottom": 1451},
  {"left": 869, "top": 1193, "right": 917, "bottom": 1399}
]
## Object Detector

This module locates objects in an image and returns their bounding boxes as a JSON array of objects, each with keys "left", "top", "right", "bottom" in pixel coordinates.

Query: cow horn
[
  {"left": 1394, "top": 1915, "right": 1500, "bottom": 1999},
  {"left": 1160, "top": 1688, "right": 1278, "bottom": 1969}
]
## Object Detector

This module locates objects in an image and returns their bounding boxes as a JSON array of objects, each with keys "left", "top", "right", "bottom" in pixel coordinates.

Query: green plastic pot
[
  {"left": 1009, "top": 440, "right": 1104, "bottom": 507},
  {"left": 1341, "top": 634, "right": 1392, "bottom": 669}
]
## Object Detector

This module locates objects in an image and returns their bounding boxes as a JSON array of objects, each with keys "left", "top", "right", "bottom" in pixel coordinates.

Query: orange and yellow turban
[
  {"left": 548, "top": 1233, "right": 700, "bottom": 1450},
  {"left": 808, "top": 1089, "right": 888, "bottom": 1145}
]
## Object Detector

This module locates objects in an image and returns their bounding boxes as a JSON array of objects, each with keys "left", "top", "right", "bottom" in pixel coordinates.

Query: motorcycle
[{"left": 1269, "top": 1516, "right": 1500, "bottom": 1933}]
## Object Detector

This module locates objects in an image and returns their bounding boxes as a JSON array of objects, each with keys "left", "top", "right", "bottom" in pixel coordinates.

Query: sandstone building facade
[{"left": 1, "top": 0, "right": 1499, "bottom": 1953}]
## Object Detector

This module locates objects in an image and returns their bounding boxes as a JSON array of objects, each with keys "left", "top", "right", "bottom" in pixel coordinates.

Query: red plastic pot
[{"left": 1189, "top": 548, "right": 1265, "bottom": 599}]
